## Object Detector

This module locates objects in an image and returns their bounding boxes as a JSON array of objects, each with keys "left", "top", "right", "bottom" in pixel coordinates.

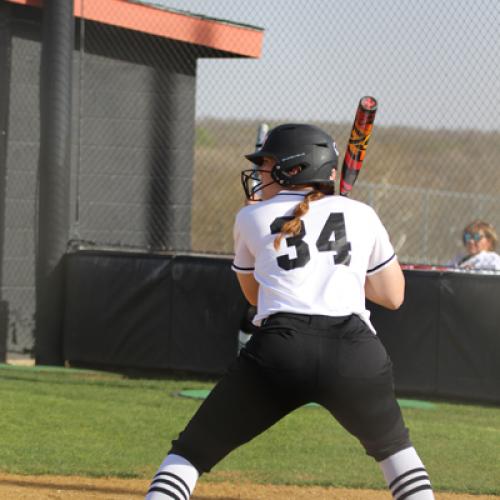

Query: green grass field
[{"left": 1, "top": 364, "right": 499, "bottom": 494}]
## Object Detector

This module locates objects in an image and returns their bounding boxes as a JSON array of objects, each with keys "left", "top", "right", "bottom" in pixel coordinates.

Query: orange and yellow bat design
[{"left": 339, "top": 96, "right": 378, "bottom": 196}]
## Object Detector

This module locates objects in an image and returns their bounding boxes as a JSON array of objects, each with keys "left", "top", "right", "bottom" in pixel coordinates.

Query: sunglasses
[{"left": 463, "top": 232, "right": 485, "bottom": 243}]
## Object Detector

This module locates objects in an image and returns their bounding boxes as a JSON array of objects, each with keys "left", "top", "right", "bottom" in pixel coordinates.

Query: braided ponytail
[{"left": 274, "top": 190, "right": 325, "bottom": 250}]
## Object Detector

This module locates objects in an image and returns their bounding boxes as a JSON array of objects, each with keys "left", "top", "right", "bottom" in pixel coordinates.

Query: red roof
[{"left": 6, "top": 0, "right": 264, "bottom": 58}]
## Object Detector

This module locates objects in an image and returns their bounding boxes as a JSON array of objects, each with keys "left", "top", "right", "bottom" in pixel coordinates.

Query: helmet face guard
[
  {"left": 242, "top": 124, "right": 339, "bottom": 199},
  {"left": 240, "top": 168, "right": 277, "bottom": 201}
]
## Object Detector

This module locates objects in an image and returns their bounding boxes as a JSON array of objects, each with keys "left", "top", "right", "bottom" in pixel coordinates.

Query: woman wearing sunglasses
[{"left": 451, "top": 220, "right": 500, "bottom": 271}]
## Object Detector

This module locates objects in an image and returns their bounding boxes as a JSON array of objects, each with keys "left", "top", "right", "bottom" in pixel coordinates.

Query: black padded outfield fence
[{"left": 63, "top": 251, "right": 500, "bottom": 405}]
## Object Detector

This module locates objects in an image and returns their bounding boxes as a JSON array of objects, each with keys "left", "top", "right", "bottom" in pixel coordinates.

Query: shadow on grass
[{"left": 0, "top": 477, "right": 144, "bottom": 495}]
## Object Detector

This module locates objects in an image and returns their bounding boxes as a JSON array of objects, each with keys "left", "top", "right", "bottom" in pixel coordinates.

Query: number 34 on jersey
[{"left": 270, "top": 212, "right": 351, "bottom": 271}]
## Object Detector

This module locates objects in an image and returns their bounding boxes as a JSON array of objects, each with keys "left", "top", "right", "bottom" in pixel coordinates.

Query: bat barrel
[
  {"left": 339, "top": 96, "right": 378, "bottom": 196},
  {"left": 249, "top": 123, "right": 269, "bottom": 198},
  {"left": 255, "top": 123, "right": 269, "bottom": 151}
]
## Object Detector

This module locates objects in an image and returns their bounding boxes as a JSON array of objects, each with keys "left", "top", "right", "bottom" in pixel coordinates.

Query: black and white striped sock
[
  {"left": 145, "top": 454, "right": 199, "bottom": 500},
  {"left": 379, "top": 447, "right": 434, "bottom": 499}
]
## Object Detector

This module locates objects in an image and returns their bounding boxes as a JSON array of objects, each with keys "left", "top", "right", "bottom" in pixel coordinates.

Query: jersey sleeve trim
[
  {"left": 231, "top": 263, "right": 255, "bottom": 273},
  {"left": 367, "top": 253, "right": 396, "bottom": 275}
]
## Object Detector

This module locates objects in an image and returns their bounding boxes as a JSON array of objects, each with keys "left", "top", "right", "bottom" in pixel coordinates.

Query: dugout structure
[{"left": 0, "top": 0, "right": 264, "bottom": 362}]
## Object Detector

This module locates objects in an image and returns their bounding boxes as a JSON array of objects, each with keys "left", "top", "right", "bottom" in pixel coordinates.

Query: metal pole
[{"left": 35, "top": 0, "right": 74, "bottom": 365}]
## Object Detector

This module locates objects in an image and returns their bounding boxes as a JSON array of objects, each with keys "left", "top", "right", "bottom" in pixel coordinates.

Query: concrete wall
[{"left": 2, "top": 7, "right": 41, "bottom": 353}]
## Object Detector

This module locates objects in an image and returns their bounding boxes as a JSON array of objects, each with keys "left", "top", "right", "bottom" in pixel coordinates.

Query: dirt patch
[
  {"left": 0, "top": 474, "right": 500, "bottom": 500},
  {"left": 1, "top": 473, "right": 499, "bottom": 499}
]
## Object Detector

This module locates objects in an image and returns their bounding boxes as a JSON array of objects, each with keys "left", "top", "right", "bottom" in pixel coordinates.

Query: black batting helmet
[{"left": 241, "top": 123, "right": 339, "bottom": 200}]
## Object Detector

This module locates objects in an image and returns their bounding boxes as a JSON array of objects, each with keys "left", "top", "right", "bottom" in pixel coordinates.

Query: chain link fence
[
  {"left": 2, "top": 0, "right": 499, "bottom": 354},
  {"left": 75, "top": 0, "right": 499, "bottom": 264}
]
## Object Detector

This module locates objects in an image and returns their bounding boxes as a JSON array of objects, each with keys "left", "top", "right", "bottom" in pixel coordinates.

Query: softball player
[{"left": 146, "top": 124, "right": 434, "bottom": 500}]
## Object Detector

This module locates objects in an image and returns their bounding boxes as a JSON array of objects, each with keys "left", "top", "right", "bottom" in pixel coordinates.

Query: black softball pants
[{"left": 170, "top": 313, "right": 411, "bottom": 474}]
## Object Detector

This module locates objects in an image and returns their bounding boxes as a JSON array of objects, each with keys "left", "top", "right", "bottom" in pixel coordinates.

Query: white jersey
[
  {"left": 232, "top": 190, "right": 396, "bottom": 332},
  {"left": 458, "top": 250, "right": 500, "bottom": 271}
]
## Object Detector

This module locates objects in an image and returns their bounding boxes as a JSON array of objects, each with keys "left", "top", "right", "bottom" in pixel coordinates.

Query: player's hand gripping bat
[{"left": 339, "top": 96, "right": 378, "bottom": 196}]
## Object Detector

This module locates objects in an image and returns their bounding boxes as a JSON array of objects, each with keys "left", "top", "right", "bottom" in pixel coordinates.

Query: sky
[{"left": 150, "top": 0, "right": 499, "bottom": 130}]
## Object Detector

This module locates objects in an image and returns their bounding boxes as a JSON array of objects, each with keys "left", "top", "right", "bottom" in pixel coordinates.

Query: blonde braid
[{"left": 273, "top": 190, "right": 325, "bottom": 250}]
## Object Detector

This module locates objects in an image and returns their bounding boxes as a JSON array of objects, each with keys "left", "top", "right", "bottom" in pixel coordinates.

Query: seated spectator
[{"left": 448, "top": 220, "right": 500, "bottom": 271}]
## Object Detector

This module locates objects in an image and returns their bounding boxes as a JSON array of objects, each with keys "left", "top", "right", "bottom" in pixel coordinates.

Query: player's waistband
[{"left": 261, "top": 312, "right": 352, "bottom": 329}]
